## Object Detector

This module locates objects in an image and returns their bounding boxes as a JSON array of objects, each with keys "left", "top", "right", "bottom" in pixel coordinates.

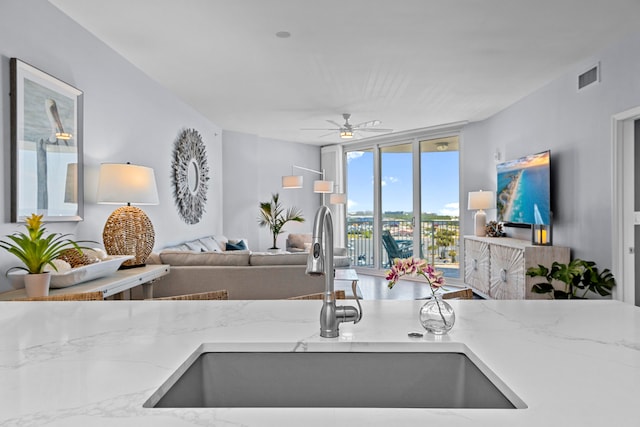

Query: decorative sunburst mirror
[{"left": 171, "top": 128, "right": 210, "bottom": 224}]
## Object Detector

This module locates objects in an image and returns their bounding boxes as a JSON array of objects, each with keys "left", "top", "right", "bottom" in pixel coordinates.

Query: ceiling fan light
[{"left": 340, "top": 130, "right": 353, "bottom": 139}]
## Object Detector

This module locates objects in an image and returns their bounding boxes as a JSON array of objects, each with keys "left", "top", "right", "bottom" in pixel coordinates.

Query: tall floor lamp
[
  {"left": 282, "top": 165, "right": 333, "bottom": 192},
  {"left": 282, "top": 165, "right": 333, "bottom": 203},
  {"left": 97, "top": 163, "right": 159, "bottom": 268}
]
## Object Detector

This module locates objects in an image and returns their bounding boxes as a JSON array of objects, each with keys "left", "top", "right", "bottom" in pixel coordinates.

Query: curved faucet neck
[
  {"left": 305, "top": 206, "right": 362, "bottom": 338},
  {"left": 306, "top": 206, "right": 334, "bottom": 289},
  {"left": 314, "top": 205, "right": 333, "bottom": 271}
]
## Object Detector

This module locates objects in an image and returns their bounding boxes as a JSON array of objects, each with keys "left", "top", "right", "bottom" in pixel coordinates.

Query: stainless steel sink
[{"left": 145, "top": 342, "right": 526, "bottom": 409}]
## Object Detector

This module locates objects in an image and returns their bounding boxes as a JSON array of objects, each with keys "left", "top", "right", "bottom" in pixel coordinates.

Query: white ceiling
[{"left": 50, "top": 0, "right": 640, "bottom": 145}]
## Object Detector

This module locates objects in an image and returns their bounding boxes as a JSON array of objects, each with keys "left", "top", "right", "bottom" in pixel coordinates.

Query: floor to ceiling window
[
  {"left": 419, "top": 137, "right": 460, "bottom": 278},
  {"left": 346, "top": 149, "right": 375, "bottom": 267},
  {"left": 344, "top": 131, "right": 460, "bottom": 280}
]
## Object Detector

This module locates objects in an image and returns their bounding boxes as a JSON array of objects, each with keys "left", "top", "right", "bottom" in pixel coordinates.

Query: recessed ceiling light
[{"left": 275, "top": 31, "right": 291, "bottom": 38}]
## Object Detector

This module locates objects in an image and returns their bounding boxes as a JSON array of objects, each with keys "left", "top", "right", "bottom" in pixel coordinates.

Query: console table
[
  {"left": 0, "top": 264, "right": 170, "bottom": 301},
  {"left": 464, "top": 236, "right": 569, "bottom": 299}
]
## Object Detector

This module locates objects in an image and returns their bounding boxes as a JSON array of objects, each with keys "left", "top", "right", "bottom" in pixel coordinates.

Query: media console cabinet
[{"left": 464, "top": 236, "right": 570, "bottom": 300}]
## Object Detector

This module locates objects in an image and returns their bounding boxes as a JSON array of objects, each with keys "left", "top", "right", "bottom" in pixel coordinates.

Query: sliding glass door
[
  {"left": 380, "top": 143, "right": 414, "bottom": 267},
  {"left": 345, "top": 134, "right": 460, "bottom": 279}
]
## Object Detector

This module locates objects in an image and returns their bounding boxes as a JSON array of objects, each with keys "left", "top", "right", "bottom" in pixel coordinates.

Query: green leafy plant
[
  {"left": 258, "top": 193, "right": 305, "bottom": 249},
  {"left": 526, "top": 258, "right": 616, "bottom": 299},
  {"left": 0, "top": 213, "right": 88, "bottom": 274}
]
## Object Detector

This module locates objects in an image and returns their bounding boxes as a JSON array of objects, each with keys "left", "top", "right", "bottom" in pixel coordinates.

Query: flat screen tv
[{"left": 496, "top": 150, "right": 551, "bottom": 226}]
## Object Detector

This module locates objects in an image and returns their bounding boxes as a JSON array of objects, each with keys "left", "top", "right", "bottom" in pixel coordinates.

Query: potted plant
[
  {"left": 526, "top": 258, "right": 616, "bottom": 299},
  {"left": 1, "top": 213, "right": 88, "bottom": 297},
  {"left": 258, "top": 193, "right": 305, "bottom": 250}
]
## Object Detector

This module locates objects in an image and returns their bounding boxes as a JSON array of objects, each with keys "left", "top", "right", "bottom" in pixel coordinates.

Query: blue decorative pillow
[{"left": 226, "top": 240, "right": 247, "bottom": 251}]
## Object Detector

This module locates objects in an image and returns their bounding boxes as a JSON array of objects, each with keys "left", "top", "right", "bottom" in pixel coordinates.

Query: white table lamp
[
  {"left": 97, "top": 163, "right": 159, "bottom": 268},
  {"left": 468, "top": 190, "right": 494, "bottom": 237}
]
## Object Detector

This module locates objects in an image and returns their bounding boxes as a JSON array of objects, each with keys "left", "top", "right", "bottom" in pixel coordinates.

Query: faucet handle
[
  {"left": 350, "top": 280, "right": 363, "bottom": 324},
  {"left": 334, "top": 281, "right": 363, "bottom": 325}
]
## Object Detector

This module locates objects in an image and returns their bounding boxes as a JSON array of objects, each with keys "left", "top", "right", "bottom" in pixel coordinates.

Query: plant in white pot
[
  {"left": 1, "top": 214, "right": 88, "bottom": 297},
  {"left": 258, "top": 193, "right": 305, "bottom": 250}
]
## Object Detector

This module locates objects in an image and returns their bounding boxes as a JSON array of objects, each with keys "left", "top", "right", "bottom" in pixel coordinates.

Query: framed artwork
[{"left": 10, "top": 58, "right": 84, "bottom": 222}]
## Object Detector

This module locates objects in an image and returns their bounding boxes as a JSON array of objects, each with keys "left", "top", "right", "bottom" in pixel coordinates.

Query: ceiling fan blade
[
  {"left": 353, "top": 119, "right": 382, "bottom": 128},
  {"left": 318, "top": 131, "right": 337, "bottom": 138},
  {"left": 327, "top": 120, "right": 343, "bottom": 128},
  {"left": 358, "top": 128, "right": 393, "bottom": 133},
  {"left": 300, "top": 128, "right": 340, "bottom": 131}
]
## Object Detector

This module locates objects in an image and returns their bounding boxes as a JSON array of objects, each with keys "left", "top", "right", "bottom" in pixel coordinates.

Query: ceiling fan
[{"left": 302, "top": 113, "right": 393, "bottom": 139}]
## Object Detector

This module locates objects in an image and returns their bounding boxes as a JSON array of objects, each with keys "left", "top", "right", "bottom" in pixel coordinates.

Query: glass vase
[{"left": 419, "top": 295, "right": 455, "bottom": 335}]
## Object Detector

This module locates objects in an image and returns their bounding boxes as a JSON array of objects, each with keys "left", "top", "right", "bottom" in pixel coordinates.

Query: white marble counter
[{"left": 1, "top": 299, "right": 638, "bottom": 426}]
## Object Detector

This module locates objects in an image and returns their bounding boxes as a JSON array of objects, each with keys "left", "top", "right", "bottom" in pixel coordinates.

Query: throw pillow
[{"left": 226, "top": 240, "right": 247, "bottom": 251}]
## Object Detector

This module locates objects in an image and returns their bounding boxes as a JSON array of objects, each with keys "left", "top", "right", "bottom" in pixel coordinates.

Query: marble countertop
[{"left": 1, "top": 299, "right": 638, "bottom": 426}]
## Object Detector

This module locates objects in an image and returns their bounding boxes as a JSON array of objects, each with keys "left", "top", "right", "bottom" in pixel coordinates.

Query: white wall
[
  {"left": 0, "top": 1, "right": 324, "bottom": 292},
  {"left": 9, "top": 0, "right": 638, "bottom": 291},
  {"left": 222, "top": 131, "right": 321, "bottom": 251},
  {"left": 0, "top": 0, "right": 224, "bottom": 291},
  {"left": 462, "top": 31, "right": 640, "bottom": 270}
]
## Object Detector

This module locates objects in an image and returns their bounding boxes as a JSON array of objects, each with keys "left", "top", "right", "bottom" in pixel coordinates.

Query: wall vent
[{"left": 578, "top": 63, "right": 600, "bottom": 91}]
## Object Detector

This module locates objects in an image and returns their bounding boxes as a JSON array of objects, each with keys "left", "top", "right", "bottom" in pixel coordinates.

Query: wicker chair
[
  {"left": 441, "top": 287, "right": 474, "bottom": 300},
  {"left": 15, "top": 291, "right": 105, "bottom": 301},
  {"left": 288, "top": 290, "right": 346, "bottom": 300},
  {"left": 155, "top": 290, "right": 229, "bottom": 300}
]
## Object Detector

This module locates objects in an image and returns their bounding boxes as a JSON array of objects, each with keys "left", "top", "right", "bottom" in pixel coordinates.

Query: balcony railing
[{"left": 347, "top": 217, "right": 460, "bottom": 278}]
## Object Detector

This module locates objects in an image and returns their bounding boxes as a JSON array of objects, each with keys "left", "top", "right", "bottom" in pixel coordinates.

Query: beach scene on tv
[{"left": 496, "top": 151, "right": 551, "bottom": 225}]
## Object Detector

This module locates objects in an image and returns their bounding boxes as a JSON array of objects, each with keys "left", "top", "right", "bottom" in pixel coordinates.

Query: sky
[{"left": 346, "top": 150, "right": 460, "bottom": 216}]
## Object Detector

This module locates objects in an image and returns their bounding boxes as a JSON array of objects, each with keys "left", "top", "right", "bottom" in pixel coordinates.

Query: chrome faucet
[{"left": 306, "top": 206, "right": 362, "bottom": 338}]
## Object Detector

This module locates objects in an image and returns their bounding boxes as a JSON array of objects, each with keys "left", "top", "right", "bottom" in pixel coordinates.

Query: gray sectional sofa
[{"left": 134, "top": 235, "right": 349, "bottom": 300}]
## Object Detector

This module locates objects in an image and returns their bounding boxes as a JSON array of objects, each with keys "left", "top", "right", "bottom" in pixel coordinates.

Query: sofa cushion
[
  {"left": 286, "top": 233, "right": 312, "bottom": 251},
  {"left": 199, "top": 236, "right": 224, "bottom": 252},
  {"left": 146, "top": 252, "right": 162, "bottom": 265},
  {"left": 160, "top": 250, "right": 251, "bottom": 266},
  {"left": 249, "top": 252, "right": 308, "bottom": 266},
  {"left": 163, "top": 243, "right": 190, "bottom": 251},
  {"left": 184, "top": 240, "right": 208, "bottom": 252}
]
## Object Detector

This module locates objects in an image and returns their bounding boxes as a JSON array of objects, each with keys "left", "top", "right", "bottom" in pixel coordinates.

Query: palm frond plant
[
  {"left": 0, "top": 213, "right": 89, "bottom": 274},
  {"left": 258, "top": 193, "right": 305, "bottom": 249},
  {"left": 526, "top": 258, "right": 616, "bottom": 299}
]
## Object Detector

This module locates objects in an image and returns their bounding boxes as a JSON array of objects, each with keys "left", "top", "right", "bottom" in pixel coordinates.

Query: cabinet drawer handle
[{"left": 500, "top": 268, "right": 507, "bottom": 282}]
